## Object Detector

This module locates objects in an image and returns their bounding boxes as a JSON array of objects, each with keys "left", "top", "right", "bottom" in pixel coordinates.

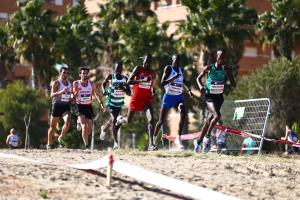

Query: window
[
  {"left": 243, "top": 47, "right": 257, "bottom": 57},
  {"left": 0, "top": 12, "right": 8, "bottom": 20},
  {"left": 46, "top": 0, "right": 63, "bottom": 6},
  {"left": 72, "top": 0, "right": 79, "bottom": 6},
  {"left": 157, "top": 0, "right": 172, "bottom": 8}
]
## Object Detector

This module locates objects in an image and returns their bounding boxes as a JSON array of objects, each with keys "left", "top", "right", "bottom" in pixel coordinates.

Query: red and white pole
[{"left": 106, "top": 153, "right": 114, "bottom": 187}]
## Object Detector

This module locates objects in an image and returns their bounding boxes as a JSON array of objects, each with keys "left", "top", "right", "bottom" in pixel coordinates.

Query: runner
[
  {"left": 194, "top": 49, "right": 236, "bottom": 152},
  {"left": 73, "top": 66, "right": 106, "bottom": 149},
  {"left": 153, "top": 55, "right": 194, "bottom": 149},
  {"left": 116, "top": 54, "right": 156, "bottom": 150},
  {"left": 100, "top": 62, "right": 131, "bottom": 149},
  {"left": 47, "top": 67, "right": 72, "bottom": 149}
]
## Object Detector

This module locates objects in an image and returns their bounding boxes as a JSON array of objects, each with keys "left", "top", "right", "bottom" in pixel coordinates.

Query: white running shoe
[
  {"left": 99, "top": 125, "right": 106, "bottom": 140},
  {"left": 113, "top": 142, "right": 119, "bottom": 150},
  {"left": 174, "top": 135, "right": 184, "bottom": 149},
  {"left": 116, "top": 115, "right": 124, "bottom": 126}
]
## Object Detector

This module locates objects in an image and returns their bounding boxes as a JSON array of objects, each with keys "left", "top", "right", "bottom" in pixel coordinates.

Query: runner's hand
[
  {"left": 200, "top": 86, "right": 206, "bottom": 95},
  {"left": 188, "top": 90, "right": 194, "bottom": 98},
  {"left": 61, "top": 87, "right": 68, "bottom": 94},
  {"left": 103, "top": 90, "right": 108, "bottom": 96},
  {"left": 141, "top": 77, "right": 149, "bottom": 82},
  {"left": 101, "top": 104, "right": 106, "bottom": 112}
]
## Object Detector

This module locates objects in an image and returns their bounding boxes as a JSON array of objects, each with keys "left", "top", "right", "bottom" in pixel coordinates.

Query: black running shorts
[
  {"left": 51, "top": 103, "right": 71, "bottom": 118},
  {"left": 75, "top": 104, "right": 93, "bottom": 120},
  {"left": 204, "top": 93, "right": 224, "bottom": 111}
]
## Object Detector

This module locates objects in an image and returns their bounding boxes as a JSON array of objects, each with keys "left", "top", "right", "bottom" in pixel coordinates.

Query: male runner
[
  {"left": 153, "top": 55, "right": 194, "bottom": 149},
  {"left": 194, "top": 49, "right": 236, "bottom": 152},
  {"left": 116, "top": 54, "right": 156, "bottom": 150},
  {"left": 73, "top": 66, "right": 105, "bottom": 149},
  {"left": 100, "top": 62, "right": 131, "bottom": 149},
  {"left": 47, "top": 67, "right": 72, "bottom": 149}
]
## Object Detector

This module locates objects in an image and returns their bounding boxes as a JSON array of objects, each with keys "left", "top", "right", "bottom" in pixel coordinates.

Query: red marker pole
[{"left": 106, "top": 153, "right": 114, "bottom": 187}]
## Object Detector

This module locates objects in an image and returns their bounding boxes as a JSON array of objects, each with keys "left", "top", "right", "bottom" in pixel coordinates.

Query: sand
[{"left": 0, "top": 149, "right": 299, "bottom": 200}]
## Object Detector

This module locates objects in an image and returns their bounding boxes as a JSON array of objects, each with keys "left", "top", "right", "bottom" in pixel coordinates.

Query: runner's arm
[
  {"left": 161, "top": 65, "right": 179, "bottom": 86},
  {"left": 72, "top": 81, "right": 79, "bottom": 99},
  {"left": 124, "top": 76, "right": 131, "bottom": 96},
  {"left": 225, "top": 66, "right": 236, "bottom": 88},
  {"left": 127, "top": 66, "right": 143, "bottom": 85},
  {"left": 101, "top": 74, "right": 112, "bottom": 95},
  {"left": 182, "top": 68, "right": 194, "bottom": 97},
  {"left": 197, "top": 65, "right": 210, "bottom": 93},
  {"left": 92, "top": 82, "right": 106, "bottom": 111},
  {"left": 50, "top": 80, "right": 66, "bottom": 98}
]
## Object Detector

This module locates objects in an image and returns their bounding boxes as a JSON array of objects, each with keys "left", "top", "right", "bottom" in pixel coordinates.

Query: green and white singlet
[
  {"left": 206, "top": 64, "right": 227, "bottom": 94},
  {"left": 106, "top": 74, "right": 127, "bottom": 107}
]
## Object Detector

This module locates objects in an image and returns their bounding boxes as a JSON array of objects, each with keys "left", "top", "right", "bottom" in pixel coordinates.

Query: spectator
[
  {"left": 214, "top": 121, "right": 227, "bottom": 152},
  {"left": 241, "top": 137, "right": 256, "bottom": 155},
  {"left": 6, "top": 128, "right": 21, "bottom": 149},
  {"left": 281, "top": 124, "right": 298, "bottom": 154}
]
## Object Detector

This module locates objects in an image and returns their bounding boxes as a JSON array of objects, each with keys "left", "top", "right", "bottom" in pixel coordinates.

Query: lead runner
[{"left": 194, "top": 49, "right": 236, "bottom": 152}]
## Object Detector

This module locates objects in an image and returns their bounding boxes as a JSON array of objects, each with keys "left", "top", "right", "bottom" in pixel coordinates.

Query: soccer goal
[{"left": 215, "top": 98, "right": 271, "bottom": 154}]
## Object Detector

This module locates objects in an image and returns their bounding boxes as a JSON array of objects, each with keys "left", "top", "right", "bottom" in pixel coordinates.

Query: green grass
[{"left": 39, "top": 190, "right": 49, "bottom": 199}]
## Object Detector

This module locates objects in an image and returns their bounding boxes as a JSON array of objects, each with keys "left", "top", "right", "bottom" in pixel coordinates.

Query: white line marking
[{"left": 113, "top": 160, "right": 239, "bottom": 200}]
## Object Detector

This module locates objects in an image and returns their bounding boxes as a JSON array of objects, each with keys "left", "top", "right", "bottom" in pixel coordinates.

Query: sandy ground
[{"left": 0, "top": 149, "right": 300, "bottom": 200}]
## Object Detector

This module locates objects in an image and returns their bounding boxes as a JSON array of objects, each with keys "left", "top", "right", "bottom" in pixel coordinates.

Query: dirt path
[{"left": 0, "top": 149, "right": 299, "bottom": 200}]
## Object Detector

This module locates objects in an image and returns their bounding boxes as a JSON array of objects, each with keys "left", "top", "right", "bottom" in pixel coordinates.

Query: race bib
[
  {"left": 168, "top": 82, "right": 183, "bottom": 95},
  {"left": 138, "top": 81, "right": 151, "bottom": 89},
  {"left": 209, "top": 81, "right": 224, "bottom": 94},
  {"left": 80, "top": 94, "right": 92, "bottom": 104},
  {"left": 61, "top": 93, "right": 71, "bottom": 102},
  {"left": 113, "top": 89, "right": 125, "bottom": 97}
]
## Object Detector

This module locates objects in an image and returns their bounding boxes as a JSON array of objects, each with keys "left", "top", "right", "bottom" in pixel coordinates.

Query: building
[{"left": 0, "top": 0, "right": 78, "bottom": 85}]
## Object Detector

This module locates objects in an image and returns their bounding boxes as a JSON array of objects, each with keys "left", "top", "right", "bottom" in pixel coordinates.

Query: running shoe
[
  {"left": 115, "top": 115, "right": 124, "bottom": 126},
  {"left": 84, "top": 144, "right": 90, "bottom": 150},
  {"left": 193, "top": 139, "right": 201, "bottom": 152},
  {"left": 174, "top": 135, "right": 184, "bottom": 149},
  {"left": 113, "top": 142, "right": 119, "bottom": 150},
  {"left": 203, "top": 135, "right": 211, "bottom": 153},
  {"left": 58, "top": 138, "right": 65, "bottom": 148},
  {"left": 99, "top": 125, "right": 106, "bottom": 140},
  {"left": 46, "top": 144, "right": 54, "bottom": 150},
  {"left": 148, "top": 144, "right": 158, "bottom": 151}
]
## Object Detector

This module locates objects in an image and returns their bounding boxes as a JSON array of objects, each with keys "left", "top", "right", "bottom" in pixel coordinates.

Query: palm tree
[
  {"left": 178, "top": 0, "right": 257, "bottom": 69},
  {"left": 0, "top": 24, "right": 15, "bottom": 88},
  {"left": 94, "top": 0, "right": 174, "bottom": 69},
  {"left": 7, "top": 0, "right": 56, "bottom": 89},
  {"left": 55, "top": 0, "right": 99, "bottom": 77},
  {"left": 257, "top": 0, "right": 300, "bottom": 60}
]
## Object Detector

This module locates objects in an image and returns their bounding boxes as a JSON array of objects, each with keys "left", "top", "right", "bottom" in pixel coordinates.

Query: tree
[
  {"left": 0, "top": 81, "right": 48, "bottom": 147},
  {"left": 257, "top": 0, "right": 300, "bottom": 60},
  {"left": 95, "top": 0, "right": 175, "bottom": 70},
  {"left": 7, "top": 0, "right": 56, "bottom": 89},
  {"left": 227, "top": 58, "right": 300, "bottom": 139},
  {"left": 0, "top": 24, "right": 15, "bottom": 88},
  {"left": 55, "top": 0, "right": 99, "bottom": 77},
  {"left": 178, "top": 0, "right": 257, "bottom": 69}
]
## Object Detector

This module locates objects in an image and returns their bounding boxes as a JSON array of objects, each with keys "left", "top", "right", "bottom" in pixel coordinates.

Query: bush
[
  {"left": 0, "top": 81, "right": 48, "bottom": 148},
  {"left": 227, "top": 58, "right": 300, "bottom": 141}
]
